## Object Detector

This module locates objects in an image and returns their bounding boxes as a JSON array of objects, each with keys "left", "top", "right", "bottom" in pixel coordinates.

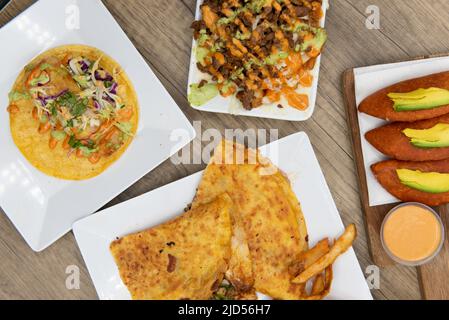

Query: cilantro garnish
[
  {"left": 57, "top": 92, "right": 88, "bottom": 117},
  {"left": 68, "top": 135, "right": 83, "bottom": 149},
  {"left": 68, "top": 135, "right": 97, "bottom": 154},
  {"left": 49, "top": 102, "right": 58, "bottom": 117}
]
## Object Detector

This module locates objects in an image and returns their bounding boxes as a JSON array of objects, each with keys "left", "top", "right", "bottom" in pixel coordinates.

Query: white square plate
[
  {"left": 73, "top": 132, "right": 373, "bottom": 300},
  {"left": 354, "top": 56, "right": 449, "bottom": 206},
  {"left": 0, "top": 0, "right": 195, "bottom": 251},
  {"left": 187, "top": 0, "right": 329, "bottom": 121}
]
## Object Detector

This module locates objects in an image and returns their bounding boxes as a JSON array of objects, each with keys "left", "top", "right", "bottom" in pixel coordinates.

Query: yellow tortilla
[
  {"left": 7, "top": 44, "right": 139, "bottom": 180},
  {"left": 192, "top": 140, "right": 309, "bottom": 300},
  {"left": 110, "top": 195, "right": 233, "bottom": 300}
]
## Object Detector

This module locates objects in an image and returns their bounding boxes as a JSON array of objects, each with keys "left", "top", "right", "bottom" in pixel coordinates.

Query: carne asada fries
[{"left": 190, "top": 0, "right": 327, "bottom": 110}]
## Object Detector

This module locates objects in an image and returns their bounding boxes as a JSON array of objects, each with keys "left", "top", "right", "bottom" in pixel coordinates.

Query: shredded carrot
[
  {"left": 63, "top": 135, "right": 71, "bottom": 150},
  {"left": 89, "top": 153, "right": 101, "bottom": 164},
  {"left": 49, "top": 137, "right": 58, "bottom": 150},
  {"left": 38, "top": 122, "right": 51, "bottom": 134},
  {"left": 117, "top": 106, "right": 134, "bottom": 122}
]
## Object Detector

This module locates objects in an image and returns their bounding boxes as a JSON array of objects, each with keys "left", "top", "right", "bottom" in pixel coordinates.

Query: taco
[{"left": 6, "top": 45, "right": 139, "bottom": 180}]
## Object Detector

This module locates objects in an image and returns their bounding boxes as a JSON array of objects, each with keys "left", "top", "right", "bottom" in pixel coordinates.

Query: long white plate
[
  {"left": 355, "top": 56, "right": 449, "bottom": 207},
  {"left": 0, "top": 0, "right": 195, "bottom": 251},
  {"left": 73, "top": 132, "right": 373, "bottom": 300},
  {"left": 187, "top": 0, "right": 329, "bottom": 121}
]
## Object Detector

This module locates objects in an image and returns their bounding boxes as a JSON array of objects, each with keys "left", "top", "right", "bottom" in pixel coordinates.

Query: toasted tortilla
[
  {"left": 366, "top": 114, "right": 449, "bottom": 161},
  {"left": 110, "top": 195, "right": 233, "bottom": 300},
  {"left": 192, "top": 141, "right": 309, "bottom": 300},
  {"left": 372, "top": 159, "right": 449, "bottom": 206},
  {"left": 359, "top": 71, "right": 449, "bottom": 122},
  {"left": 8, "top": 45, "right": 139, "bottom": 180},
  {"left": 192, "top": 162, "right": 255, "bottom": 293}
]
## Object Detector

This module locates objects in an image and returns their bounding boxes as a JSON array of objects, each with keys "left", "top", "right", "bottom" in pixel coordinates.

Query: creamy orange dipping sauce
[{"left": 383, "top": 205, "right": 442, "bottom": 262}]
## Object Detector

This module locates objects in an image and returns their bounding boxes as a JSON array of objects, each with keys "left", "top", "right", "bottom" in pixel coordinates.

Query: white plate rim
[{"left": 0, "top": 0, "right": 196, "bottom": 251}]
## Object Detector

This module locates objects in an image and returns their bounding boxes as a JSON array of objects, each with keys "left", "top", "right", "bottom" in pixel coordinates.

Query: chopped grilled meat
[
  {"left": 295, "top": 6, "right": 310, "bottom": 18},
  {"left": 237, "top": 89, "right": 255, "bottom": 110},
  {"left": 198, "top": 80, "right": 208, "bottom": 88}
]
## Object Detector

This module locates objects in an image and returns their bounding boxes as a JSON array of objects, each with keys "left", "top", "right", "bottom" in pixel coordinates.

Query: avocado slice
[
  {"left": 388, "top": 87, "right": 449, "bottom": 111},
  {"left": 403, "top": 123, "right": 449, "bottom": 148},
  {"left": 188, "top": 83, "right": 219, "bottom": 107},
  {"left": 397, "top": 169, "right": 449, "bottom": 194}
]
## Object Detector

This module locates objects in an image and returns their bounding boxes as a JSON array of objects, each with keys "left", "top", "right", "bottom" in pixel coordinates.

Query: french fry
[
  {"left": 303, "top": 265, "right": 334, "bottom": 300},
  {"left": 311, "top": 274, "right": 325, "bottom": 295},
  {"left": 300, "top": 238, "right": 330, "bottom": 269},
  {"left": 289, "top": 238, "right": 330, "bottom": 277},
  {"left": 322, "top": 264, "right": 334, "bottom": 296},
  {"left": 293, "top": 224, "right": 356, "bottom": 284}
]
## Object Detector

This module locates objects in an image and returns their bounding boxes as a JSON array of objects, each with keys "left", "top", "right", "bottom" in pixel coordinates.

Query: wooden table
[{"left": 1, "top": 0, "right": 448, "bottom": 300}]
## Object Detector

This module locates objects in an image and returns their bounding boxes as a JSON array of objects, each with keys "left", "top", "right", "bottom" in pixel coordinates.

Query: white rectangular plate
[
  {"left": 73, "top": 132, "right": 372, "bottom": 300},
  {"left": 0, "top": 0, "right": 195, "bottom": 251},
  {"left": 355, "top": 56, "right": 449, "bottom": 207},
  {"left": 187, "top": 0, "right": 329, "bottom": 121}
]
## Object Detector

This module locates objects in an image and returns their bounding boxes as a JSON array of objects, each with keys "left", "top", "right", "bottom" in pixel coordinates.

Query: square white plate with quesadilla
[{"left": 74, "top": 132, "right": 372, "bottom": 300}]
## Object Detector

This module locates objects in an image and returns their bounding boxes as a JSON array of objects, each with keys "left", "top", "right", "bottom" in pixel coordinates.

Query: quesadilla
[
  {"left": 192, "top": 140, "right": 309, "bottom": 300},
  {"left": 6, "top": 45, "right": 139, "bottom": 180},
  {"left": 110, "top": 195, "right": 233, "bottom": 300}
]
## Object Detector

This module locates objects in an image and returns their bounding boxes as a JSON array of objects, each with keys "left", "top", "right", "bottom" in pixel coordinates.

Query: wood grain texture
[
  {"left": 342, "top": 68, "right": 396, "bottom": 267},
  {"left": 418, "top": 205, "right": 449, "bottom": 300},
  {"left": 2, "top": 0, "right": 449, "bottom": 300}
]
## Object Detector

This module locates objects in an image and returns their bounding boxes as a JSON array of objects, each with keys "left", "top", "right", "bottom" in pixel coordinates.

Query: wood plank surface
[
  {"left": 2, "top": 0, "right": 449, "bottom": 300},
  {"left": 342, "top": 69, "right": 396, "bottom": 267},
  {"left": 419, "top": 205, "right": 449, "bottom": 299}
]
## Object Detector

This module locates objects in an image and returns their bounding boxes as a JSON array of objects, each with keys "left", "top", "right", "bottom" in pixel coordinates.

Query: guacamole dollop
[{"left": 188, "top": 83, "right": 219, "bottom": 106}]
